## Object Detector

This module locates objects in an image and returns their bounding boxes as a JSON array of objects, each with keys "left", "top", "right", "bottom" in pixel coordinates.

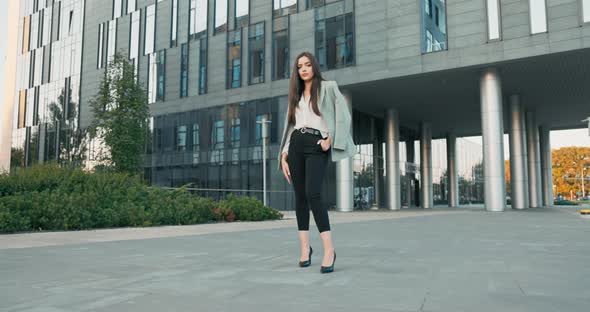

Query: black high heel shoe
[
  {"left": 320, "top": 252, "right": 336, "bottom": 274},
  {"left": 299, "top": 246, "right": 313, "bottom": 268}
]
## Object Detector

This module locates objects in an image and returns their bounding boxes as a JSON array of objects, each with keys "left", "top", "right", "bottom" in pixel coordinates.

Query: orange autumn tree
[{"left": 552, "top": 147, "right": 590, "bottom": 198}]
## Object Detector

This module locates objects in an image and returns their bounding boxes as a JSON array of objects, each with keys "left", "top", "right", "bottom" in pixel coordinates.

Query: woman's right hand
[{"left": 281, "top": 153, "right": 291, "bottom": 184}]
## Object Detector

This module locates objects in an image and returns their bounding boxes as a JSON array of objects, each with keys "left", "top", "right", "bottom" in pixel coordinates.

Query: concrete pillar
[
  {"left": 508, "top": 95, "right": 529, "bottom": 210},
  {"left": 420, "top": 122, "right": 433, "bottom": 208},
  {"left": 480, "top": 68, "right": 506, "bottom": 211},
  {"left": 385, "top": 109, "right": 401, "bottom": 210},
  {"left": 526, "top": 112, "right": 542, "bottom": 208},
  {"left": 540, "top": 126, "right": 554, "bottom": 207},
  {"left": 371, "top": 117, "right": 382, "bottom": 209},
  {"left": 336, "top": 90, "right": 354, "bottom": 212},
  {"left": 406, "top": 140, "right": 415, "bottom": 207},
  {"left": 447, "top": 132, "right": 459, "bottom": 207}
]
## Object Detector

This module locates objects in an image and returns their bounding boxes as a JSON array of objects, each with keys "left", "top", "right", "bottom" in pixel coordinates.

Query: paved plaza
[{"left": 1, "top": 207, "right": 589, "bottom": 312}]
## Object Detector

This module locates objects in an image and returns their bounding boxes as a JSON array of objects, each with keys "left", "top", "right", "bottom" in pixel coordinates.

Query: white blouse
[{"left": 282, "top": 95, "right": 329, "bottom": 155}]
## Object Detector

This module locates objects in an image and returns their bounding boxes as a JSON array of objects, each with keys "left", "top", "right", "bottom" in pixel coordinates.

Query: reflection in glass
[
  {"left": 421, "top": 0, "right": 447, "bottom": 53},
  {"left": 529, "top": 0, "right": 547, "bottom": 34},
  {"left": 199, "top": 38, "right": 208, "bottom": 94},
  {"left": 130, "top": 11, "right": 140, "bottom": 60},
  {"left": 157, "top": 50, "right": 166, "bottom": 101},
  {"left": 190, "top": 0, "right": 208, "bottom": 39},
  {"left": 180, "top": 43, "right": 189, "bottom": 97},
  {"left": 486, "top": 0, "right": 501, "bottom": 40},
  {"left": 583, "top": 0, "right": 590, "bottom": 23},
  {"left": 227, "top": 30, "right": 242, "bottom": 89},
  {"left": 107, "top": 19, "right": 117, "bottom": 63},
  {"left": 97, "top": 23, "right": 105, "bottom": 68},
  {"left": 315, "top": 0, "right": 355, "bottom": 70},
  {"left": 273, "top": 0, "right": 297, "bottom": 17},
  {"left": 249, "top": 22, "right": 264, "bottom": 84},
  {"left": 235, "top": 0, "right": 249, "bottom": 28},
  {"left": 272, "top": 16, "right": 289, "bottom": 80},
  {"left": 176, "top": 125, "right": 187, "bottom": 151},
  {"left": 171, "top": 0, "right": 178, "bottom": 47},
  {"left": 144, "top": 4, "right": 156, "bottom": 55},
  {"left": 215, "top": 0, "right": 228, "bottom": 34}
]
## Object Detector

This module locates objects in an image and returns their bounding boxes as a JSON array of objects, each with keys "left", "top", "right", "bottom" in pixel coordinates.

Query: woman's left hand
[{"left": 317, "top": 136, "right": 331, "bottom": 152}]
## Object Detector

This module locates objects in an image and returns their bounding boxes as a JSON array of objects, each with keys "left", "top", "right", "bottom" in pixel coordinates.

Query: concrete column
[
  {"left": 508, "top": 95, "right": 529, "bottom": 210},
  {"left": 480, "top": 68, "right": 506, "bottom": 211},
  {"left": 446, "top": 132, "right": 459, "bottom": 207},
  {"left": 406, "top": 140, "right": 415, "bottom": 207},
  {"left": 526, "top": 112, "right": 542, "bottom": 208},
  {"left": 336, "top": 90, "right": 354, "bottom": 212},
  {"left": 420, "top": 122, "right": 433, "bottom": 208},
  {"left": 385, "top": 109, "right": 401, "bottom": 210},
  {"left": 540, "top": 126, "right": 554, "bottom": 207},
  {"left": 371, "top": 117, "right": 382, "bottom": 209}
]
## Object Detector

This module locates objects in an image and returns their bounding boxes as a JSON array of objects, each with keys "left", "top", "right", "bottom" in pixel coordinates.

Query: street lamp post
[{"left": 257, "top": 116, "right": 271, "bottom": 206}]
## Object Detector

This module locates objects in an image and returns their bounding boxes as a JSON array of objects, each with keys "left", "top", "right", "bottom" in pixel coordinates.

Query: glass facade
[
  {"left": 314, "top": 0, "right": 355, "bottom": 70},
  {"left": 235, "top": 0, "right": 249, "bottom": 29},
  {"left": 214, "top": 0, "right": 228, "bottom": 34},
  {"left": 584, "top": 0, "right": 590, "bottom": 23},
  {"left": 180, "top": 43, "right": 189, "bottom": 98},
  {"left": 249, "top": 22, "right": 265, "bottom": 85},
  {"left": 171, "top": 0, "right": 178, "bottom": 47},
  {"left": 421, "top": 0, "right": 447, "bottom": 53},
  {"left": 486, "top": 0, "right": 501, "bottom": 41},
  {"left": 199, "top": 37, "right": 208, "bottom": 94},
  {"left": 529, "top": 0, "right": 547, "bottom": 34},
  {"left": 273, "top": 0, "right": 297, "bottom": 17},
  {"left": 13, "top": 0, "right": 84, "bottom": 170},
  {"left": 190, "top": 0, "right": 208, "bottom": 39},
  {"left": 157, "top": 50, "right": 166, "bottom": 101},
  {"left": 227, "top": 29, "right": 242, "bottom": 89},
  {"left": 272, "top": 15, "right": 289, "bottom": 80},
  {"left": 144, "top": 4, "right": 155, "bottom": 55}
]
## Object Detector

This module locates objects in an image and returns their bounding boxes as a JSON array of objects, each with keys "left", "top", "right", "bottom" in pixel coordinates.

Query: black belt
[{"left": 297, "top": 127, "right": 323, "bottom": 137}]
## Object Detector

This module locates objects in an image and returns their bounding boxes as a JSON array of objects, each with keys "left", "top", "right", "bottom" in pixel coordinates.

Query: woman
[{"left": 277, "top": 52, "right": 355, "bottom": 273}]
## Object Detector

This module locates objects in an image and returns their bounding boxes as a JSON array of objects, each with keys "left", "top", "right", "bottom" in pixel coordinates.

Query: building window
[
  {"left": 113, "top": 0, "right": 122, "bottom": 19},
  {"left": 97, "top": 23, "right": 105, "bottom": 68},
  {"left": 144, "top": 4, "right": 156, "bottom": 55},
  {"left": 529, "top": 0, "right": 547, "bottom": 34},
  {"left": 230, "top": 117, "right": 240, "bottom": 163},
  {"left": 127, "top": 0, "right": 136, "bottom": 14},
  {"left": 199, "top": 37, "right": 208, "bottom": 94},
  {"left": 214, "top": 0, "right": 228, "bottom": 34},
  {"left": 157, "top": 50, "right": 166, "bottom": 101},
  {"left": 22, "top": 16, "right": 30, "bottom": 54},
  {"left": 180, "top": 43, "right": 189, "bottom": 98},
  {"left": 421, "top": 0, "right": 446, "bottom": 53},
  {"left": 42, "top": 7, "right": 52, "bottom": 47},
  {"left": 192, "top": 123, "right": 200, "bottom": 163},
  {"left": 129, "top": 10, "right": 140, "bottom": 60},
  {"left": 18, "top": 90, "right": 26, "bottom": 129},
  {"left": 211, "top": 120, "right": 225, "bottom": 164},
  {"left": 171, "top": 0, "right": 178, "bottom": 47},
  {"left": 107, "top": 19, "right": 117, "bottom": 63},
  {"left": 190, "top": 0, "right": 208, "bottom": 39},
  {"left": 486, "top": 0, "right": 501, "bottom": 41},
  {"left": 273, "top": 0, "right": 297, "bottom": 17},
  {"left": 148, "top": 53, "right": 157, "bottom": 103},
  {"left": 227, "top": 29, "right": 242, "bottom": 89},
  {"left": 272, "top": 15, "right": 289, "bottom": 80},
  {"left": 176, "top": 125, "right": 187, "bottom": 151},
  {"left": 249, "top": 22, "right": 265, "bottom": 85},
  {"left": 235, "top": 0, "right": 249, "bottom": 29},
  {"left": 584, "top": 0, "right": 590, "bottom": 23},
  {"left": 306, "top": 0, "right": 324, "bottom": 10},
  {"left": 315, "top": 0, "right": 355, "bottom": 70}
]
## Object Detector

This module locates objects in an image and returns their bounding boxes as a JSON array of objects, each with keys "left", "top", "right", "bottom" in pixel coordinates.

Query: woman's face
[{"left": 297, "top": 56, "right": 314, "bottom": 82}]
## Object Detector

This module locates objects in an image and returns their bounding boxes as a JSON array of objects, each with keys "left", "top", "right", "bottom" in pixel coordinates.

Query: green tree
[{"left": 89, "top": 53, "right": 149, "bottom": 174}]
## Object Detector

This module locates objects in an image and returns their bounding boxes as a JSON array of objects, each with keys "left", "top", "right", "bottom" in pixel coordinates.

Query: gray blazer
[{"left": 277, "top": 80, "right": 356, "bottom": 171}]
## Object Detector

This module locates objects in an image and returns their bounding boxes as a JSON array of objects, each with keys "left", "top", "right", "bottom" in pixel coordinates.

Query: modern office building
[{"left": 10, "top": 0, "right": 590, "bottom": 211}]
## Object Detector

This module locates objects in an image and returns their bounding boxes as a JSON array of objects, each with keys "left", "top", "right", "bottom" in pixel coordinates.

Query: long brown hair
[{"left": 287, "top": 52, "right": 325, "bottom": 125}]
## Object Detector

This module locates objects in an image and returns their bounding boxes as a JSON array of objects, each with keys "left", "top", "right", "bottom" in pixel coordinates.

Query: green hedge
[{"left": 0, "top": 164, "right": 282, "bottom": 233}]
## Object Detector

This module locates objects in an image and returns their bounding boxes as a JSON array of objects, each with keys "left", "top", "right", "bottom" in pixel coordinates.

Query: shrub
[{"left": 0, "top": 164, "right": 282, "bottom": 233}]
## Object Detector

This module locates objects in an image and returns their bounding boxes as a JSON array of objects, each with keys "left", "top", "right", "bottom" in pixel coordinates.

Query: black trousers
[{"left": 288, "top": 129, "right": 331, "bottom": 233}]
